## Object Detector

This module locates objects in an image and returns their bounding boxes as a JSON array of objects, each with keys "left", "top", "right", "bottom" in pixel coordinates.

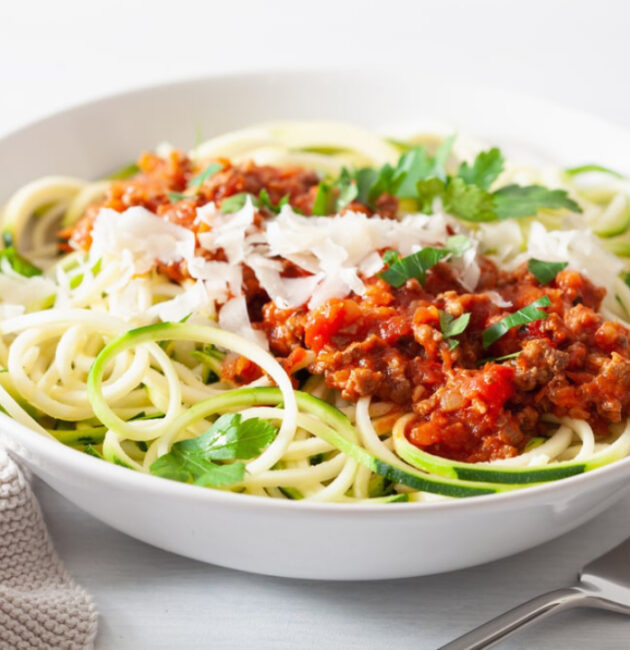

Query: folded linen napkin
[{"left": 0, "top": 449, "right": 97, "bottom": 649}]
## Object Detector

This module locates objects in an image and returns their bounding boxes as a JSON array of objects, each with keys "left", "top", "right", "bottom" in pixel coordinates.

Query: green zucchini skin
[
  {"left": 88, "top": 321, "right": 516, "bottom": 499},
  {"left": 393, "top": 427, "right": 606, "bottom": 485},
  {"left": 452, "top": 464, "right": 585, "bottom": 484}
]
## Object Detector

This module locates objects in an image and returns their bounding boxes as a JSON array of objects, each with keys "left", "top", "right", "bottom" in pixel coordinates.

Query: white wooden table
[{"left": 4, "top": 1, "right": 630, "bottom": 647}]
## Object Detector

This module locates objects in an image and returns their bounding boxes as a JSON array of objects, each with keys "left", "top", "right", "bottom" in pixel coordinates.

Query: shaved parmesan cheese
[
  {"left": 147, "top": 281, "right": 213, "bottom": 323},
  {"left": 196, "top": 199, "right": 256, "bottom": 264},
  {"left": 218, "top": 296, "right": 268, "bottom": 349},
  {"left": 485, "top": 291, "right": 513, "bottom": 308},
  {"left": 88, "top": 201, "right": 479, "bottom": 333},
  {"left": 478, "top": 220, "right": 523, "bottom": 261},
  {"left": 90, "top": 207, "right": 195, "bottom": 273},
  {"left": 513, "top": 222, "right": 622, "bottom": 300}
]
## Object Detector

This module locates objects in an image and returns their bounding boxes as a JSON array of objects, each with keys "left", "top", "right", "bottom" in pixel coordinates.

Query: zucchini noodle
[{"left": 1, "top": 120, "right": 630, "bottom": 504}]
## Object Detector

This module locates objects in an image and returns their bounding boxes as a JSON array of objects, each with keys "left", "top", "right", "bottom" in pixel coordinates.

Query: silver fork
[{"left": 439, "top": 537, "right": 630, "bottom": 649}]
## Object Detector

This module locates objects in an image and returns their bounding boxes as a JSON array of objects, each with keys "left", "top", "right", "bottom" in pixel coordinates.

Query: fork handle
[{"left": 438, "top": 587, "right": 593, "bottom": 649}]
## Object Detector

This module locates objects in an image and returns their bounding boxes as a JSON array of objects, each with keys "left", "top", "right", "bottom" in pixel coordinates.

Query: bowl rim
[{"left": 3, "top": 69, "right": 630, "bottom": 515}]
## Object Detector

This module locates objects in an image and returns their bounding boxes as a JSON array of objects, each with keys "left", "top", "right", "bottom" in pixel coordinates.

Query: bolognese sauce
[{"left": 61, "top": 152, "right": 630, "bottom": 464}]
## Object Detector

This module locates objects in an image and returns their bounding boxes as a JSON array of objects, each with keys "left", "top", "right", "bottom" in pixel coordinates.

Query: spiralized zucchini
[{"left": 1, "top": 121, "right": 630, "bottom": 503}]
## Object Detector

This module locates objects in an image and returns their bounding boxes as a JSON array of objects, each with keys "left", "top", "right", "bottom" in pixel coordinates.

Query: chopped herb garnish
[
  {"left": 335, "top": 169, "right": 360, "bottom": 210},
  {"left": 312, "top": 168, "right": 359, "bottom": 215},
  {"left": 309, "top": 137, "right": 579, "bottom": 223},
  {"left": 382, "top": 249, "right": 401, "bottom": 266},
  {"left": 391, "top": 136, "right": 455, "bottom": 198},
  {"left": 478, "top": 350, "right": 523, "bottom": 365},
  {"left": 259, "top": 189, "right": 290, "bottom": 214},
  {"left": 457, "top": 147, "right": 505, "bottom": 190},
  {"left": 311, "top": 136, "right": 456, "bottom": 214},
  {"left": 482, "top": 296, "right": 551, "bottom": 348},
  {"left": 188, "top": 162, "right": 222, "bottom": 188},
  {"left": 312, "top": 181, "right": 334, "bottom": 216},
  {"left": 418, "top": 178, "right": 579, "bottom": 223},
  {"left": 0, "top": 247, "right": 42, "bottom": 277},
  {"left": 492, "top": 185, "right": 581, "bottom": 220},
  {"left": 439, "top": 311, "right": 471, "bottom": 350},
  {"left": 527, "top": 258, "right": 568, "bottom": 285},
  {"left": 379, "top": 236, "right": 469, "bottom": 288},
  {"left": 354, "top": 168, "right": 379, "bottom": 205},
  {"left": 150, "top": 413, "right": 277, "bottom": 487},
  {"left": 220, "top": 192, "right": 259, "bottom": 214},
  {"left": 379, "top": 247, "right": 449, "bottom": 288},
  {"left": 565, "top": 164, "right": 624, "bottom": 179}
]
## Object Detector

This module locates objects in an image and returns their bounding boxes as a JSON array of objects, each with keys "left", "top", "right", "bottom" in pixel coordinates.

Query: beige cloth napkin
[{"left": 0, "top": 449, "right": 97, "bottom": 649}]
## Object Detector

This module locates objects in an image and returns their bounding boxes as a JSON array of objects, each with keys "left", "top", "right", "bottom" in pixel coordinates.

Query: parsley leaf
[
  {"left": 439, "top": 311, "right": 471, "bottom": 350},
  {"left": 312, "top": 181, "right": 334, "bottom": 216},
  {"left": 458, "top": 147, "right": 504, "bottom": 190},
  {"left": 367, "top": 163, "right": 401, "bottom": 204},
  {"left": 432, "top": 134, "right": 457, "bottom": 176},
  {"left": 335, "top": 168, "right": 359, "bottom": 209},
  {"left": 150, "top": 413, "right": 277, "bottom": 487},
  {"left": 443, "top": 178, "right": 497, "bottom": 222},
  {"left": 527, "top": 258, "right": 568, "bottom": 285},
  {"left": 416, "top": 177, "right": 496, "bottom": 221},
  {"left": 390, "top": 135, "right": 456, "bottom": 199},
  {"left": 189, "top": 413, "right": 277, "bottom": 460},
  {"left": 379, "top": 247, "right": 449, "bottom": 288},
  {"left": 354, "top": 168, "right": 379, "bottom": 204},
  {"left": 493, "top": 185, "right": 580, "bottom": 220},
  {"left": 307, "top": 138, "right": 580, "bottom": 224},
  {"left": 382, "top": 249, "right": 401, "bottom": 265},
  {"left": 379, "top": 237, "right": 470, "bottom": 288},
  {"left": 392, "top": 148, "right": 434, "bottom": 198},
  {"left": 188, "top": 162, "right": 223, "bottom": 188},
  {"left": 312, "top": 168, "right": 360, "bottom": 215},
  {"left": 259, "top": 189, "right": 290, "bottom": 214},
  {"left": 0, "top": 247, "right": 42, "bottom": 277},
  {"left": 482, "top": 296, "right": 551, "bottom": 348},
  {"left": 416, "top": 178, "right": 447, "bottom": 213},
  {"left": 221, "top": 193, "right": 260, "bottom": 214}
]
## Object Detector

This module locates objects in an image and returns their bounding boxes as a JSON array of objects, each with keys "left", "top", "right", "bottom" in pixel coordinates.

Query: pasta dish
[{"left": 1, "top": 121, "right": 630, "bottom": 503}]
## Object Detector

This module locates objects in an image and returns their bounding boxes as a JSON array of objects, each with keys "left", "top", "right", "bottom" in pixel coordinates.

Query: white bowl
[{"left": 2, "top": 70, "right": 630, "bottom": 581}]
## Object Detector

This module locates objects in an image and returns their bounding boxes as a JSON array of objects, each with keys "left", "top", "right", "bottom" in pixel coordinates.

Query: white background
[{"left": 2, "top": 1, "right": 630, "bottom": 648}]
